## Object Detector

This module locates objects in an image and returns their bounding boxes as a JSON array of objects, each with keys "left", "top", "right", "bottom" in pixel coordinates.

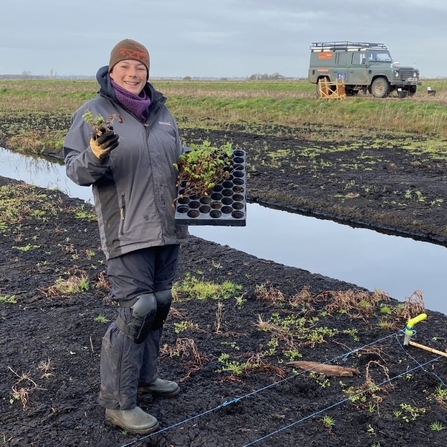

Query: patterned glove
[{"left": 90, "top": 126, "right": 119, "bottom": 159}]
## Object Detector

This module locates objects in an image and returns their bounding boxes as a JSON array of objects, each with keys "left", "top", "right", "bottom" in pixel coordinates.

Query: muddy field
[{"left": 1, "top": 122, "right": 447, "bottom": 447}]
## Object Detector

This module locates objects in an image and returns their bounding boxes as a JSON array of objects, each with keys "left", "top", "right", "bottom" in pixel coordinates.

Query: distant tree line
[{"left": 248, "top": 73, "right": 285, "bottom": 80}]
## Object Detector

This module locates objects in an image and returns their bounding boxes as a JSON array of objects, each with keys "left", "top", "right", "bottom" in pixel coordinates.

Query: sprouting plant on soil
[
  {"left": 39, "top": 271, "right": 90, "bottom": 296},
  {"left": 264, "top": 337, "right": 279, "bottom": 356},
  {"left": 94, "top": 315, "right": 110, "bottom": 324},
  {"left": 86, "top": 249, "right": 96, "bottom": 259},
  {"left": 368, "top": 402, "right": 377, "bottom": 413},
  {"left": 377, "top": 319, "right": 395, "bottom": 330},
  {"left": 321, "top": 415, "right": 335, "bottom": 431},
  {"left": 174, "top": 320, "right": 199, "bottom": 333},
  {"left": 217, "top": 353, "right": 259, "bottom": 376},
  {"left": 235, "top": 293, "right": 246, "bottom": 308},
  {"left": 0, "top": 294, "right": 16, "bottom": 304},
  {"left": 221, "top": 341, "right": 240, "bottom": 350},
  {"left": 309, "top": 371, "right": 331, "bottom": 388},
  {"left": 379, "top": 305, "right": 393, "bottom": 315},
  {"left": 175, "top": 140, "right": 233, "bottom": 199},
  {"left": 172, "top": 272, "right": 242, "bottom": 301},
  {"left": 283, "top": 348, "right": 302, "bottom": 361},
  {"left": 72, "top": 204, "right": 97, "bottom": 221},
  {"left": 430, "top": 421, "right": 446, "bottom": 431},
  {"left": 341, "top": 360, "right": 388, "bottom": 411},
  {"left": 12, "top": 243, "right": 40, "bottom": 252},
  {"left": 394, "top": 403, "right": 427, "bottom": 422}
]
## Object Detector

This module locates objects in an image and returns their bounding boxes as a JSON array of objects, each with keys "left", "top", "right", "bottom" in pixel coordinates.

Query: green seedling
[
  {"left": 175, "top": 140, "right": 233, "bottom": 198},
  {"left": 82, "top": 110, "right": 120, "bottom": 136},
  {"left": 321, "top": 415, "right": 335, "bottom": 430},
  {"left": 94, "top": 315, "right": 109, "bottom": 324},
  {"left": 173, "top": 320, "right": 199, "bottom": 333},
  {"left": 309, "top": 371, "right": 331, "bottom": 389},
  {"left": 394, "top": 403, "right": 427, "bottom": 422},
  {"left": 0, "top": 294, "right": 17, "bottom": 304},
  {"left": 42, "top": 274, "right": 90, "bottom": 296},
  {"left": 430, "top": 421, "right": 446, "bottom": 431},
  {"left": 173, "top": 272, "right": 242, "bottom": 301},
  {"left": 13, "top": 244, "right": 40, "bottom": 252}
]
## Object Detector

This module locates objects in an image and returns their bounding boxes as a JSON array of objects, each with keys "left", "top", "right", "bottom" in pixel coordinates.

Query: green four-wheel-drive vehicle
[{"left": 308, "top": 41, "right": 421, "bottom": 98}]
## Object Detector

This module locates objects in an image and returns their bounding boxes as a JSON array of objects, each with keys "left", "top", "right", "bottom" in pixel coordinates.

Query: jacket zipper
[{"left": 119, "top": 194, "right": 125, "bottom": 235}]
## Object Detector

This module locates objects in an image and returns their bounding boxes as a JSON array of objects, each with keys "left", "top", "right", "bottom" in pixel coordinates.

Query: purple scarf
[{"left": 111, "top": 80, "right": 151, "bottom": 122}]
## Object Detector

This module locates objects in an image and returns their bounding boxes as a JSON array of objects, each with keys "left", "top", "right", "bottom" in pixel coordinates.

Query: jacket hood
[{"left": 95, "top": 65, "right": 165, "bottom": 106}]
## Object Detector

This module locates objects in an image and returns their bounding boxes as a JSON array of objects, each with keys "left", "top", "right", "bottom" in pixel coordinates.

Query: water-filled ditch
[{"left": 1, "top": 147, "right": 446, "bottom": 315}]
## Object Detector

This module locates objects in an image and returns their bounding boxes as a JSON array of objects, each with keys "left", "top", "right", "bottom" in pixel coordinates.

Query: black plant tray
[{"left": 175, "top": 149, "right": 246, "bottom": 226}]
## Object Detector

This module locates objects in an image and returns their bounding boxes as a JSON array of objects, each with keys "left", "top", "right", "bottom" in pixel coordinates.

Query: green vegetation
[
  {"left": 173, "top": 320, "right": 199, "bottom": 333},
  {"left": 0, "top": 294, "right": 17, "bottom": 304},
  {"left": 2, "top": 79, "right": 447, "bottom": 444},
  {"left": 173, "top": 272, "right": 243, "bottom": 301},
  {"left": 430, "top": 421, "right": 446, "bottom": 431},
  {"left": 321, "top": 415, "right": 335, "bottom": 430},
  {"left": 94, "top": 315, "right": 110, "bottom": 324},
  {"left": 2, "top": 78, "right": 447, "bottom": 156},
  {"left": 175, "top": 140, "right": 233, "bottom": 198},
  {"left": 393, "top": 402, "right": 427, "bottom": 422},
  {"left": 41, "top": 273, "right": 90, "bottom": 296}
]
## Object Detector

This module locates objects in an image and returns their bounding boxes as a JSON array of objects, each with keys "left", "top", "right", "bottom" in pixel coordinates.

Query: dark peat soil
[{"left": 1, "top": 124, "right": 447, "bottom": 447}]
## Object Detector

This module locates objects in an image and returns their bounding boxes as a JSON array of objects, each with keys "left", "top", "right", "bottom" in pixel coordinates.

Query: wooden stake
[
  {"left": 408, "top": 340, "right": 447, "bottom": 358},
  {"left": 287, "top": 360, "right": 360, "bottom": 377}
]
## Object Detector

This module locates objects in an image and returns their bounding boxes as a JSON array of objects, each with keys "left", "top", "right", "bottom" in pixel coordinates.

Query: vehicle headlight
[
  {"left": 394, "top": 71, "right": 400, "bottom": 78},
  {"left": 413, "top": 72, "right": 418, "bottom": 78}
]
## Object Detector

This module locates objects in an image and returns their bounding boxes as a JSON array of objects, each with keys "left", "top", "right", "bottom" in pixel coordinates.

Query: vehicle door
[{"left": 346, "top": 52, "right": 368, "bottom": 84}]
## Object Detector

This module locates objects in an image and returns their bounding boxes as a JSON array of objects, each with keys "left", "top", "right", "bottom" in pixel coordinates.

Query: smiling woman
[{"left": 62, "top": 37, "right": 189, "bottom": 435}]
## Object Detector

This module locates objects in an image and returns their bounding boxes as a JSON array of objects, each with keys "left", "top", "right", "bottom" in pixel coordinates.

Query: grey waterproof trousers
[{"left": 98, "top": 245, "right": 180, "bottom": 410}]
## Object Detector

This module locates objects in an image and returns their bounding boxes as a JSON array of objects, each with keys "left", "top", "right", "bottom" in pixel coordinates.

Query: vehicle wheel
[
  {"left": 371, "top": 78, "right": 390, "bottom": 98},
  {"left": 408, "top": 86, "right": 417, "bottom": 96}
]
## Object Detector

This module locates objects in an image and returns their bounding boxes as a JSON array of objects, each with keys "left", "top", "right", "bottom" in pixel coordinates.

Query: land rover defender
[{"left": 308, "top": 41, "right": 421, "bottom": 98}]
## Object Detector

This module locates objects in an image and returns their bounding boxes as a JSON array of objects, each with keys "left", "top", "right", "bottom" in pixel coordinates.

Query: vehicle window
[
  {"left": 335, "top": 52, "right": 349, "bottom": 66},
  {"left": 351, "top": 52, "right": 365, "bottom": 65},
  {"left": 368, "top": 51, "right": 392, "bottom": 62}
]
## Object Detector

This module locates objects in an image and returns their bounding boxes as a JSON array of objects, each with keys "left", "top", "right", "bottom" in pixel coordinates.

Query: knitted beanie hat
[{"left": 109, "top": 39, "right": 150, "bottom": 76}]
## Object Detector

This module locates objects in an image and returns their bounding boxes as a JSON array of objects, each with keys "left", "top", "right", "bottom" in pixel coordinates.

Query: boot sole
[{"left": 105, "top": 414, "right": 159, "bottom": 435}]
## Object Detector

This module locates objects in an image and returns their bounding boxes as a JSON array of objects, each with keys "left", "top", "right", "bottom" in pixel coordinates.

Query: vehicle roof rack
[{"left": 310, "top": 41, "right": 387, "bottom": 51}]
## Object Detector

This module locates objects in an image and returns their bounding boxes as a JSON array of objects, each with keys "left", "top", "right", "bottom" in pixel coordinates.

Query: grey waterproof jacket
[{"left": 64, "top": 66, "right": 188, "bottom": 260}]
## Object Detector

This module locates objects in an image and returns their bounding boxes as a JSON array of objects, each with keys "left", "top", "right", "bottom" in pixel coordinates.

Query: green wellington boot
[
  {"left": 139, "top": 378, "right": 180, "bottom": 397},
  {"left": 105, "top": 406, "right": 159, "bottom": 434}
]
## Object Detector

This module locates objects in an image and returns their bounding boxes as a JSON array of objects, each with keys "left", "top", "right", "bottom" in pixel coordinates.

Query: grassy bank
[{"left": 1, "top": 78, "right": 447, "bottom": 155}]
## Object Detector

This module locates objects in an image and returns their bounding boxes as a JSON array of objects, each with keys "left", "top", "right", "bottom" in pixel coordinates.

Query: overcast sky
[{"left": 1, "top": 0, "right": 446, "bottom": 79}]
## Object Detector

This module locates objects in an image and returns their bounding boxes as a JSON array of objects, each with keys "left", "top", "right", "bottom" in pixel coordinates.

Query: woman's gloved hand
[{"left": 90, "top": 126, "right": 119, "bottom": 159}]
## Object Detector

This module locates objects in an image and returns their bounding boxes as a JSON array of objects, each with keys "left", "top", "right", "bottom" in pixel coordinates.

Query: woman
[{"left": 64, "top": 38, "right": 188, "bottom": 434}]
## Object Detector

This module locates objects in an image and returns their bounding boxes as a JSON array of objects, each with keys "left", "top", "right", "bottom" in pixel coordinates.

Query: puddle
[{"left": 1, "top": 147, "right": 446, "bottom": 315}]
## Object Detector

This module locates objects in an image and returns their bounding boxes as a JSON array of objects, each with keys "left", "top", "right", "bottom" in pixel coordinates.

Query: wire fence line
[{"left": 117, "top": 332, "right": 445, "bottom": 447}]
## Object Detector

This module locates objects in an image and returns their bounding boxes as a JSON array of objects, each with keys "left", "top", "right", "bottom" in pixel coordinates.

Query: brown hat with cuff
[{"left": 109, "top": 39, "right": 150, "bottom": 76}]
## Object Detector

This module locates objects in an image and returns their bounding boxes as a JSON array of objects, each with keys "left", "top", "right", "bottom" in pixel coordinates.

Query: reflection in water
[
  {"left": 1, "top": 147, "right": 446, "bottom": 315},
  {"left": 0, "top": 149, "right": 93, "bottom": 203}
]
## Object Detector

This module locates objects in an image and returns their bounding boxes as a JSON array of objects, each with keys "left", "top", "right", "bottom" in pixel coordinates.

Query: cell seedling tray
[{"left": 175, "top": 149, "right": 246, "bottom": 226}]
